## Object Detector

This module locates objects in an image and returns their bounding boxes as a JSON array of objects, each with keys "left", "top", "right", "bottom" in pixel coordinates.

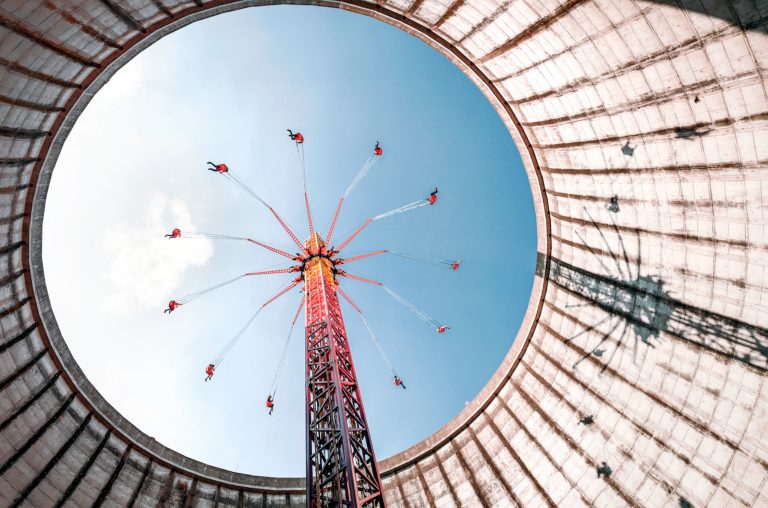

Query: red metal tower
[{"left": 303, "top": 233, "right": 384, "bottom": 507}]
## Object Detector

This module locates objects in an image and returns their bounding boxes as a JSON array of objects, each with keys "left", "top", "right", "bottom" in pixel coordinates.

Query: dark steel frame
[{"left": 304, "top": 239, "right": 384, "bottom": 507}]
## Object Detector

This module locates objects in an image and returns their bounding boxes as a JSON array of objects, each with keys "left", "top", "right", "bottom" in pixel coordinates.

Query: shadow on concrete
[
  {"left": 649, "top": 0, "right": 768, "bottom": 34},
  {"left": 674, "top": 126, "right": 712, "bottom": 140},
  {"left": 536, "top": 215, "right": 768, "bottom": 373}
]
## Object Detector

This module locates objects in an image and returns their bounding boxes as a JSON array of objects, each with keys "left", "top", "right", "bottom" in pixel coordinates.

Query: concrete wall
[{"left": 0, "top": 0, "right": 765, "bottom": 506}]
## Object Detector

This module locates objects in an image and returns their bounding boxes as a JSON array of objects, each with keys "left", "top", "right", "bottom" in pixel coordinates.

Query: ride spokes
[
  {"left": 372, "top": 200, "right": 426, "bottom": 220},
  {"left": 206, "top": 276, "right": 303, "bottom": 378},
  {"left": 373, "top": 188, "right": 438, "bottom": 220},
  {"left": 268, "top": 296, "right": 305, "bottom": 405},
  {"left": 361, "top": 314, "right": 406, "bottom": 389},
  {"left": 343, "top": 145, "right": 381, "bottom": 199},
  {"left": 165, "top": 268, "right": 299, "bottom": 314},
  {"left": 164, "top": 229, "right": 245, "bottom": 241},
  {"left": 292, "top": 131, "right": 307, "bottom": 193},
  {"left": 326, "top": 142, "right": 383, "bottom": 245},
  {"left": 337, "top": 286, "right": 403, "bottom": 387},
  {"left": 210, "top": 306, "right": 263, "bottom": 370},
  {"left": 331, "top": 187, "right": 440, "bottom": 253},
  {"left": 335, "top": 250, "right": 387, "bottom": 265},
  {"left": 207, "top": 161, "right": 271, "bottom": 208},
  {"left": 386, "top": 251, "right": 462, "bottom": 270},
  {"left": 164, "top": 274, "right": 245, "bottom": 314},
  {"left": 170, "top": 131, "right": 459, "bottom": 508},
  {"left": 382, "top": 285, "right": 449, "bottom": 333},
  {"left": 207, "top": 159, "right": 304, "bottom": 251}
]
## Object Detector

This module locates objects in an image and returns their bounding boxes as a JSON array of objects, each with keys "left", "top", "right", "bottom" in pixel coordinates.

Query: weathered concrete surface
[{"left": 0, "top": 0, "right": 766, "bottom": 506}]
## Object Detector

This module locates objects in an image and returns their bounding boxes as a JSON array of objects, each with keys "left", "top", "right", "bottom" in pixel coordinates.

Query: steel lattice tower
[{"left": 303, "top": 233, "right": 384, "bottom": 507}]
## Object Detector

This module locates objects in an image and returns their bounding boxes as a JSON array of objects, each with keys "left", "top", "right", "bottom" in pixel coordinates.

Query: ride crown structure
[{"left": 164, "top": 131, "right": 460, "bottom": 507}]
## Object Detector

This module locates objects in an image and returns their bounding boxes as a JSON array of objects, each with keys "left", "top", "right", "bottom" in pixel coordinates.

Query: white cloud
[{"left": 101, "top": 193, "right": 213, "bottom": 312}]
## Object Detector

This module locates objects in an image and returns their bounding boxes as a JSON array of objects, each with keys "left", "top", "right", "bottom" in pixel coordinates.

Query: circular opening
[{"left": 39, "top": 5, "right": 537, "bottom": 477}]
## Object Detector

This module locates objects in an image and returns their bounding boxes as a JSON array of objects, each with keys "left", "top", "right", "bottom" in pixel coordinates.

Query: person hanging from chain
[
  {"left": 374, "top": 141, "right": 383, "bottom": 156},
  {"left": 287, "top": 129, "right": 304, "bottom": 144},
  {"left": 436, "top": 325, "right": 450, "bottom": 333},
  {"left": 450, "top": 260, "right": 462, "bottom": 270},
  {"left": 204, "top": 363, "right": 215, "bottom": 382},
  {"left": 393, "top": 375, "right": 406, "bottom": 390},
  {"left": 165, "top": 228, "right": 181, "bottom": 239},
  {"left": 427, "top": 187, "right": 438, "bottom": 205},
  {"left": 207, "top": 161, "right": 229, "bottom": 173},
  {"left": 266, "top": 395, "right": 275, "bottom": 415},
  {"left": 164, "top": 300, "right": 181, "bottom": 314}
]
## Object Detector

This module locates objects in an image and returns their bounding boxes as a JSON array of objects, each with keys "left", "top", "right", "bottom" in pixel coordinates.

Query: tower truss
[{"left": 304, "top": 233, "right": 384, "bottom": 507}]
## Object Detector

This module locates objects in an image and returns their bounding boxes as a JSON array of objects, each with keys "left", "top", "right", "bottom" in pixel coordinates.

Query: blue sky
[{"left": 43, "top": 6, "right": 536, "bottom": 476}]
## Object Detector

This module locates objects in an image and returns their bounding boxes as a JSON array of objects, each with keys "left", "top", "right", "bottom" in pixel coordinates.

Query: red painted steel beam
[
  {"left": 336, "top": 250, "right": 386, "bottom": 265},
  {"left": 246, "top": 238, "right": 298, "bottom": 260},
  {"left": 336, "top": 286, "right": 362, "bottom": 314},
  {"left": 305, "top": 192, "right": 315, "bottom": 238},
  {"left": 336, "top": 271, "right": 382, "bottom": 286},
  {"left": 325, "top": 197, "right": 344, "bottom": 245},
  {"left": 262, "top": 279, "right": 302, "bottom": 308},
  {"left": 335, "top": 218, "right": 372, "bottom": 252},
  {"left": 268, "top": 207, "right": 304, "bottom": 251},
  {"left": 0, "top": 12, "right": 99, "bottom": 67},
  {"left": 244, "top": 268, "right": 297, "bottom": 276}
]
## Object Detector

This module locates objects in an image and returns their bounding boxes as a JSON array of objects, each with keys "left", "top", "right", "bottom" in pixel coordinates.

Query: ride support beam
[
  {"left": 337, "top": 250, "right": 386, "bottom": 265},
  {"left": 335, "top": 218, "right": 373, "bottom": 253},
  {"left": 268, "top": 207, "right": 304, "bottom": 251},
  {"left": 246, "top": 239, "right": 298, "bottom": 260},
  {"left": 304, "top": 234, "right": 384, "bottom": 508},
  {"left": 325, "top": 197, "right": 344, "bottom": 245}
]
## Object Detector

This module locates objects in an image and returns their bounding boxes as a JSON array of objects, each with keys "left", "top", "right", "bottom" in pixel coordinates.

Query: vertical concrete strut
[
  {"left": 448, "top": 440, "right": 486, "bottom": 505},
  {"left": 157, "top": 470, "right": 176, "bottom": 506},
  {"left": 0, "top": 297, "right": 30, "bottom": 319},
  {"left": 0, "top": 13, "right": 99, "bottom": 67},
  {"left": 304, "top": 233, "right": 384, "bottom": 507},
  {"left": 0, "top": 371, "right": 62, "bottom": 432},
  {"left": 494, "top": 396, "right": 591, "bottom": 505},
  {"left": 0, "top": 213, "right": 26, "bottom": 226},
  {"left": 127, "top": 460, "right": 153, "bottom": 508},
  {"left": 433, "top": 455, "right": 460, "bottom": 506},
  {"left": 0, "top": 347, "right": 48, "bottom": 392},
  {"left": 182, "top": 478, "right": 198, "bottom": 507},
  {"left": 97, "top": 0, "right": 146, "bottom": 33},
  {"left": 0, "top": 126, "right": 50, "bottom": 139},
  {"left": 93, "top": 444, "right": 132, "bottom": 507},
  {"left": 10, "top": 412, "right": 94, "bottom": 507},
  {"left": 0, "top": 57, "right": 81, "bottom": 88},
  {"left": 148, "top": 0, "right": 175, "bottom": 18},
  {"left": 467, "top": 423, "right": 526, "bottom": 506},
  {"left": 412, "top": 463, "right": 435, "bottom": 507},
  {"left": 54, "top": 428, "right": 113, "bottom": 507},
  {"left": 393, "top": 474, "right": 410, "bottom": 508},
  {"left": 0, "top": 392, "right": 76, "bottom": 476}
]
